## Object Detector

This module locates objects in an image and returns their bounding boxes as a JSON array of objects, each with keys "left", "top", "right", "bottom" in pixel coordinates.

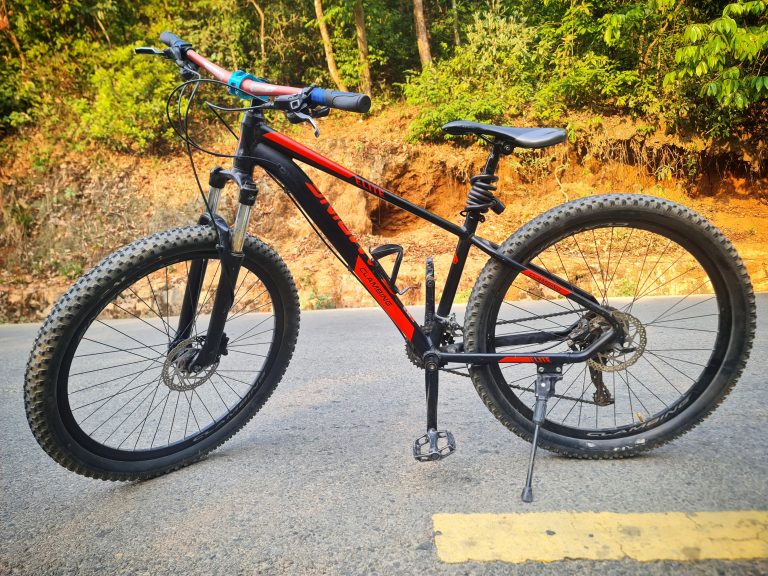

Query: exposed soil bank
[{"left": 1, "top": 111, "right": 766, "bottom": 322}]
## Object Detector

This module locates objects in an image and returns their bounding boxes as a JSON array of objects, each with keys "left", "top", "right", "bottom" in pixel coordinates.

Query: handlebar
[
  {"left": 157, "top": 31, "right": 371, "bottom": 113},
  {"left": 309, "top": 89, "right": 371, "bottom": 113},
  {"left": 159, "top": 31, "right": 189, "bottom": 48}
]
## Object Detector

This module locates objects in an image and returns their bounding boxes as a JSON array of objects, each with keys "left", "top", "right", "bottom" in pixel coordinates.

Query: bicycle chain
[
  {"left": 495, "top": 307, "right": 587, "bottom": 326},
  {"left": 439, "top": 365, "right": 602, "bottom": 405},
  {"left": 407, "top": 307, "right": 601, "bottom": 405}
]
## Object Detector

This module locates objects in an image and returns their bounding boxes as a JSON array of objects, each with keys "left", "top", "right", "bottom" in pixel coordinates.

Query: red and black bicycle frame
[{"left": 227, "top": 109, "right": 621, "bottom": 367}]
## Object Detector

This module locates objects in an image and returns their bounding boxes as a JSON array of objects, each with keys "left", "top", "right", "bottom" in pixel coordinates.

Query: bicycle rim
[
  {"left": 57, "top": 248, "right": 283, "bottom": 460},
  {"left": 487, "top": 218, "right": 730, "bottom": 439}
]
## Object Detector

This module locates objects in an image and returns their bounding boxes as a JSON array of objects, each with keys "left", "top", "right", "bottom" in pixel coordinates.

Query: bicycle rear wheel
[
  {"left": 25, "top": 226, "right": 300, "bottom": 480},
  {"left": 464, "top": 194, "right": 755, "bottom": 457}
]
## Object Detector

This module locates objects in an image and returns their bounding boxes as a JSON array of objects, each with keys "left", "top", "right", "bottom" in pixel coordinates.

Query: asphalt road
[{"left": 1, "top": 296, "right": 767, "bottom": 575}]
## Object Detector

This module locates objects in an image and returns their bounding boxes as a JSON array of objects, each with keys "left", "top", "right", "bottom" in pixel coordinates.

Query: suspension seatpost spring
[{"left": 464, "top": 173, "right": 500, "bottom": 214}]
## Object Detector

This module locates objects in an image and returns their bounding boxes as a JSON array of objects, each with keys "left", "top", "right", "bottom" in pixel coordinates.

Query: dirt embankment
[{"left": 1, "top": 110, "right": 767, "bottom": 322}]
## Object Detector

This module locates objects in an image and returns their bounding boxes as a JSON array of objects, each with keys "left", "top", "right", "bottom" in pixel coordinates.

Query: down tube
[{"left": 254, "top": 142, "right": 428, "bottom": 350}]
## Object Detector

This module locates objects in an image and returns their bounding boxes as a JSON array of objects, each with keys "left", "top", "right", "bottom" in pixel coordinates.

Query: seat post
[{"left": 482, "top": 141, "right": 505, "bottom": 176}]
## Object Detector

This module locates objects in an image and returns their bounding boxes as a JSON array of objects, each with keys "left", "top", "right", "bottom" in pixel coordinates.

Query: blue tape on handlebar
[
  {"left": 309, "top": 89, "right": 327, "bottom": 106},
  {"left": 227, "top": 70, "right": 269, "bottom": 102}
]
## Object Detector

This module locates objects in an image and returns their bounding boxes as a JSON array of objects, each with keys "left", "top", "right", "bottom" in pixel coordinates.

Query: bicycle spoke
[
  {"left": 78, "top": 360, "right": 160, "bottom": 424},
  {"left": 103, "top": 384, "right": 160, "bottom": 445},
  {"left": 645, "top": 313, "right": 718, "bottom": 325},
  {"left": 193, "top": 389, "right": 216, "bottom": 422},
  {"left": 603, "top": 227, "right": 635, "bottom": 298},
  {"left": 74, "top": 339, "right": 166, "bottom": 359},
  {"left": 168, "top": 392, "right": 182, "bottom": 445},
  {"left": 647, "top": 325, "right": 718, "bottom": 334},
  {"left": 639, "top": 355, "right": 684, "bottom": 395},
  {"left": 70, "top": 365, "right": 163, "bottom": 395},
  {"left": 151, "top": 390, "right": 173, "bottom": 448},
  {"left": 648, "top": 287, "right": 714, "bottom": 325},
  {"left": 229, "top": 315, "right": 275, "bottom": 344},
  {"left": 107, "top": 299, "right": 169, "bottom": 337},
  {"left": 57, "top": 245, "right": 291, "bottom": 457},
  {"left": 126, "top": 283, "right": 172, "bottom": 339},
  {"left": 72, "top": 379, "right": 159, "bottom": 412},
  {"left": 69, "top": 355, "right": 162, "bottom": 378},
  {"left": 630, "top": 238, "right": 673, "bottom": 309},
  {"left": 572, "top": 235, "right": 606, "bottom": 302},
  {"left": 89, "top": 380, "right": 158, "bottom": 437},
  {"left": 644, "top": 350, "right": 698, "bottom": 382}
]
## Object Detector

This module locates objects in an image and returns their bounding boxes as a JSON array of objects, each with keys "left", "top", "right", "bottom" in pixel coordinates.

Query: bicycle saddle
[{"left": 442, "top": 120, "right": 566, "bottom": 149}]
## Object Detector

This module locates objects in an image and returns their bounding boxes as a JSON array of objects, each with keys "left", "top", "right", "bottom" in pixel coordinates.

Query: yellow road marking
[{"left": 433, "top": 511, "right": 768, "bottom": 563}]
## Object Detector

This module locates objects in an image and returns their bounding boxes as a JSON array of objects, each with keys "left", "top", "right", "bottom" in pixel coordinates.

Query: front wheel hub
[{"left": 162, "top": 337, "right": 219, "bottom": 391}]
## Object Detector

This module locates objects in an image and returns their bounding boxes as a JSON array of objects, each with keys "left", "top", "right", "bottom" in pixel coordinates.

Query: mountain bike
[{"left": 25, "top": 32, "right": 756, "bottom": 502}]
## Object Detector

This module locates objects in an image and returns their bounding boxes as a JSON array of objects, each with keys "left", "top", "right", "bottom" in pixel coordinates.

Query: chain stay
[{"left": 438, "top": 366, "right": 602, "bottom": 405}]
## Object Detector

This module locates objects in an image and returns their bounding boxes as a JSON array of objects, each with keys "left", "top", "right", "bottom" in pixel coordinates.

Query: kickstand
[{"left": 521, "top": 365, "right": 562, "bottom": 503}]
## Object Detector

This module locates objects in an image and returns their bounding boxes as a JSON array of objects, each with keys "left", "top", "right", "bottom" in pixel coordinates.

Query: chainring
[{"left": 405, "top": 340, "right": 424, "bottom": 369}]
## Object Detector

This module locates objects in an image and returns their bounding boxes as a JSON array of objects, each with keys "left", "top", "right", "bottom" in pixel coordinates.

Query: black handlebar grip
[
  {"left": 309, "top": 88, "right": 371, "bottom": 113},
  {"left": 159, "top": 31, "right": 189, "bottom": 48}
]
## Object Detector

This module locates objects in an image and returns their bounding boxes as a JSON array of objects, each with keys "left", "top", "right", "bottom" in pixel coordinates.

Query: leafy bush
[
  {"left": 78, "top": 46, "right": 179, "bottom": 151},
  {"left": 403, "top": 14, "right": 536, "bottom": 141},
  {"left": 664, "top": 0, "right": 768, "bottom": 135}
]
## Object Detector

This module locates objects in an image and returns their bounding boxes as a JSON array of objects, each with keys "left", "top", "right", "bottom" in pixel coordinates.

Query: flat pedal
[{"left": 413, "top": 429, "right": 456, "bottom": 461}]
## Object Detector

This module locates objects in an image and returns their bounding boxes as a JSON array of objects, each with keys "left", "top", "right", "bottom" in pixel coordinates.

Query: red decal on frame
[
  {"left": 263, "top": 132, "right": 355, "bottom": 178},
  {"left": 353, "top": 256, "right": 415, "bottom": 340},
  {"left": 521, "top": 269, "right": 571, "bottom": 296},
  {"left": 499, "top": 356, "right": 552, "bottom": 363}
]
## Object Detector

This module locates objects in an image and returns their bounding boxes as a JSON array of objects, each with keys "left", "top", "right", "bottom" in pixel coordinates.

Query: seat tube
[
  {"left": 435, "top": 145, "right": 502, "bottom": 319},
  {"left": 436, "top": 215, "right": 480, "bottom": 319}
]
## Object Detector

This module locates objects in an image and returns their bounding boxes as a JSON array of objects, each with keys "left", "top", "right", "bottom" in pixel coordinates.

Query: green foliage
[
  {"left": 0, "top": 0, "right": 766, "bottom": 148},
  {"left": 308, "top": 291, "right": 337, "bottom": 310},
  {"left": 404, "top": 14, "right": 536, "bottom": 140},
  {"left": 78, "top": 46, "right": 178, "bottom": 151},
  {"left": 664, "top": 0, "right": 768, "bottom": 134}
]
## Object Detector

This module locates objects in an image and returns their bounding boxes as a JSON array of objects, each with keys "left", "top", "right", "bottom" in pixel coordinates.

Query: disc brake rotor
[
  {"left": 588, "top": 310, "right": 647, "bottom": 372},
  {"left": 162, "top": 337, "right": 219, "bottom": 391}
]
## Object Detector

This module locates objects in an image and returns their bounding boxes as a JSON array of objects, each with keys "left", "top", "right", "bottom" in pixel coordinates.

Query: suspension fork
[
  {"left": 171, "top": 168, "right": 259, "bottom": 372},
  {"left": 170, "top": 168, "right": 227, "bottom": 350}
]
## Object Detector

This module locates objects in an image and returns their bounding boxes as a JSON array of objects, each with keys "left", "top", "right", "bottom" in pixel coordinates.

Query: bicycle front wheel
[
  {"left": 25, "top": 226, "right": 300, "bottom": 480},
  {"left": 464, "top": 194, "right": 755, "bottom": 458}
]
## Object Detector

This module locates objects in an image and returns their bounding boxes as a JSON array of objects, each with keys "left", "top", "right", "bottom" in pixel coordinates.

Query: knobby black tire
[
  {"left": 464, "top": 194, "right": 755, "bottom": 458},
  {"left": 25, "top": 226, "right": 300, "bottom": 480}
]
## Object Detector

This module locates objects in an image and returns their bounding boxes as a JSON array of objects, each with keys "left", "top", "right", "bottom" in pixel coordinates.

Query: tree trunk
[
  {"left": 313, "top": 0, "right": 348, "bottom": 92},
  {"left": 0, "top": 0, "right": 26, "bottom": 73},
  {"left": 247, "top": 0, "right": 267, "bottom": 74},
  {"left": 93, "top": 11, "right": 111, "bottom": 48},
  {"left": 413, "top": 0, "right": 432, "bottom": 67},
  {"left": 452, "top": 0, "right": 460, "bottom": 46},
  {"left": 353, "top": 0, "right": 372, "bottom": 95}
]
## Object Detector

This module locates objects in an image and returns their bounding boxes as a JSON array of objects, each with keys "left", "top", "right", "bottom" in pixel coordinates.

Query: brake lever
[
  {"left": 286, "top": 110, "right": 320, "bottom": 138},
  {"left": 134, "top": 47, "right": 169, "bottom": 57},
  {"left": 309, "top": 106, "right": 330, "bottom": 119},
  {"left": 134, "top": 46, "right": 198, "bottom": 80}
]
